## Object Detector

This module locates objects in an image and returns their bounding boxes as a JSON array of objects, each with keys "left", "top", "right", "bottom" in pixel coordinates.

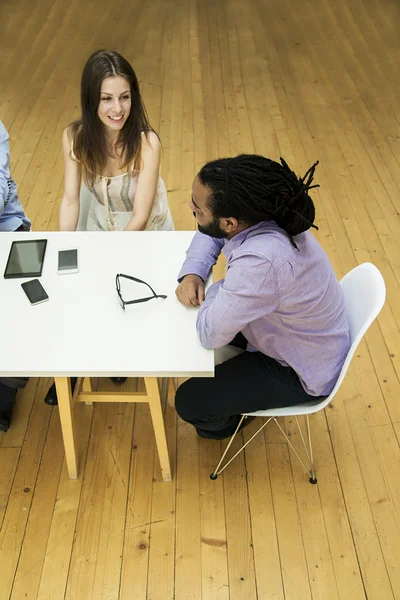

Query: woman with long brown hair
[
  {"left": 44, "top": 50, "right": 174, "bottom": 406},
  {"left": 59, "top": 49, "right": 174, "bottom": 232}
]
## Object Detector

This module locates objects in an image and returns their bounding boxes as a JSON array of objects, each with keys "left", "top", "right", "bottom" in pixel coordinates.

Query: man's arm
[
  {"left": 177, "top": 231, "right": 225, "bottom": 282},
  {"left": 0, "top": 123, "right": 11, "bottom": 214},
  {"left": 196, "top": 253, "right": 278, "bottom": 349}
]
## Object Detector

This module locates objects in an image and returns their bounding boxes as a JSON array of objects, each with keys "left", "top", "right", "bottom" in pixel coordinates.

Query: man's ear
[{"left": 221, "top": 217, "right": 239, "bottom": 233}]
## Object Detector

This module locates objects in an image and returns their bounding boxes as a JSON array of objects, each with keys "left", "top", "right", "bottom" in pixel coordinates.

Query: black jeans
[{"left": 175, "top": 334, "right": 324, "bottom": 440}]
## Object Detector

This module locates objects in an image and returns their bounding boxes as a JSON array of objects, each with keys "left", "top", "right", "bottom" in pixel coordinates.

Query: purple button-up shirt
[{"left": 178, "top": 222, "right": 350, "bottom": 396}]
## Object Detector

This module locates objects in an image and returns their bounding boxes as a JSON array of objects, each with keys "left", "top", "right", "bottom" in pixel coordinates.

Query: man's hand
[{"left": 175, "top": 274, "right": 205, "bottom": 307}]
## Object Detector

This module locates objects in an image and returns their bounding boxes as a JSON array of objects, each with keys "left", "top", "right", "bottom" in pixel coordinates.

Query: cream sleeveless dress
[{"left": 73, "top": 148, "right": 174, "bottom": 232}]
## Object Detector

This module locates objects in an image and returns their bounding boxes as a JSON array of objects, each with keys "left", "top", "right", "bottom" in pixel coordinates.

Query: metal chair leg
[
  {"left": 210, "top": 414, "right": 317, "bottom": 484},
  {"left": 210, "top": 416, "right": 245, "bottom": 479},
  {"left": 210, "top": 416, "right": 274, "bottom": 479},
  {"left": 306, "top": 415, "right": 317, "bottom": 483},
  {"left": 274, "top": 417, "right": 317, "bottom": 484}
]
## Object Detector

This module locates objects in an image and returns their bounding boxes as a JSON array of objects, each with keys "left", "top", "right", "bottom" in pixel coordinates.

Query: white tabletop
[{"left": 0, "top": 231, "right": 214, "bottom": 378}]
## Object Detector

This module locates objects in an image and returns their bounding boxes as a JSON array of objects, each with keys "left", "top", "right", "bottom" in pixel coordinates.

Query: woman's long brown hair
[{"left": 70, "top": 49, "right": 155, "bottom": 186}]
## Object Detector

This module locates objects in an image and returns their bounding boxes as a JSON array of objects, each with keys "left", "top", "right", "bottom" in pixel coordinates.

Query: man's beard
[{"left": 197, "top": 218, "right": 227, "bottom": 239}]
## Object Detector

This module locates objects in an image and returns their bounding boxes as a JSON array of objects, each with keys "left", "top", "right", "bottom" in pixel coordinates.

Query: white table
[{"left": 0, "top": 231, "right": 214, "bottom": 481}]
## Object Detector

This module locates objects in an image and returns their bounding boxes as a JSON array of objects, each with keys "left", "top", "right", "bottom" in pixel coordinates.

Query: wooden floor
[{"left": 1, "top": 0, "right": 400, "bottom": 598}]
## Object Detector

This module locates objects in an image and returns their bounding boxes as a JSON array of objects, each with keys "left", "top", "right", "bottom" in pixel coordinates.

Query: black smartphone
[{"left": 21, "top": 279, "right": 49, "bottom": 305}]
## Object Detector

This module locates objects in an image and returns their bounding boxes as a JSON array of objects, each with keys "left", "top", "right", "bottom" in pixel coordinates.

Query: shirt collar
[{"left": 222, "top": 221, "right": 278, "bottom": 254}]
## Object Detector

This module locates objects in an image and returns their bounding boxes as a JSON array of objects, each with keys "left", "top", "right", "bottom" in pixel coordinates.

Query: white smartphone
[
  {"left": 21, "top": 279, "right": 49, "bottom": 305},
  {"left": 58, "top": 248, "right": 79, "bottom": 275}
]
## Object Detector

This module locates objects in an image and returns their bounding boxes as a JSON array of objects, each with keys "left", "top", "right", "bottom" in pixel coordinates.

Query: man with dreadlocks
[{"left": 174, "top": 154, "right": 350, "bottom": 440}]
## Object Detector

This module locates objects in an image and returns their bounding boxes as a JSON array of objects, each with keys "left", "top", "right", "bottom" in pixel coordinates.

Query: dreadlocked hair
[{"left": 198, "top": 154, "right": 320, "bottom": 249}]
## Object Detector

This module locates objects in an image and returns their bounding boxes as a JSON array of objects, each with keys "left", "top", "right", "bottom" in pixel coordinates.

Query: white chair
[{"left": 210, "top": 263, "right": 386, "bottom": 483}]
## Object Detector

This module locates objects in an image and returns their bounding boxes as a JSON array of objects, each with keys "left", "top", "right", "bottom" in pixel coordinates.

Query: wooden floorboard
[{"left": 1, "top": 0, "right": 400, "bottom": 598}]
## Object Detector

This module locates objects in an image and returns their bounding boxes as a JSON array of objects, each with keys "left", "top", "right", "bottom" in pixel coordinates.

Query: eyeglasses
[{"left": 115, "top": 273, "right": 167, "bottom": 311}]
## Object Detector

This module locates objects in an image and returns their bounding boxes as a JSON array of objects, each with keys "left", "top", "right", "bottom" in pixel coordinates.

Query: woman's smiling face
[{"left": 97, "top": 75, "right": 131, "bottom": 132}]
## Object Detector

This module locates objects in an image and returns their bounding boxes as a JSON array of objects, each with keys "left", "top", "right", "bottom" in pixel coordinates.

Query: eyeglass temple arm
[
  {"left": 124, "top": 294, "right": 167, "bottom": 306},
  {"left": 117, "top": 273, "right": 159, "bottom": 297}
]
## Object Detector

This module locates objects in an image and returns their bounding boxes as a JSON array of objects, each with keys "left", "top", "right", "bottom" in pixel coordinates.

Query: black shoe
[
  {"left": 44, "top": 377, "right": 78, "bottom": 406},
  {"left": 0, "top": 411, "right": 11, "bottom": 432},
  {"left": 196, "top": 415, "right": 256, "bottom": 440},
  {"left": 0, "top": 383, "right": 16, "bottom": 432},
  {"left": 110, "top": 377, "right": 127, "bottom": 384}
]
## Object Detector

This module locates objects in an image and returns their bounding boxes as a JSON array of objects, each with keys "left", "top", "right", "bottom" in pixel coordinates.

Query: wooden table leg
[
  {"left": 82, "top": 376, "right": 93, "bottom": 405},
  {"left": 145, "top": 377, "right": 172, "bottom": 482},
  {"left": 55, "top": 377, "right": 78, "bottom": 479},
  {"left": 168, "top": 378, "right": 176, "bottom": 407},
  {"left": 160, "top": 377, "right": 168, "bottom": 407}
]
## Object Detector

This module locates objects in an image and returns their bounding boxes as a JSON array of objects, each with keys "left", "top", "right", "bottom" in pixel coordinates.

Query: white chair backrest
[
  {"left": 327, "top": 262, "right": 386, "bottom": 400},
  {"left": 244, "top": 263, "right": 386, "bottom": 418}
]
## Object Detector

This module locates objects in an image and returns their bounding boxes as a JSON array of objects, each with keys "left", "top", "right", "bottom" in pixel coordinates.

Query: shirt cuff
[{"left": 177, "top": 259, "right": 211, "bottom": 283}]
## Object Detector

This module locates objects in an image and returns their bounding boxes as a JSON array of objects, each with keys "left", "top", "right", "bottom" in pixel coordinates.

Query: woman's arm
[
  {"left": 124, "top": 131, "right": 161, "bottom": 231},
  {"left": 58, "top": 127, "right": 82, "bottom": 231}
]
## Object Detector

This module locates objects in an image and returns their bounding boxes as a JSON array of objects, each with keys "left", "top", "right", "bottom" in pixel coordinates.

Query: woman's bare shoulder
[{"left": 141, "top": 130, "right": 161, "bottom": 150}]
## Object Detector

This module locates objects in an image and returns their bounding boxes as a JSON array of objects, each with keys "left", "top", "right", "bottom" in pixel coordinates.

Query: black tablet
[{"left": 3, "top": 239, "right": 48, "bottom": 279}]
